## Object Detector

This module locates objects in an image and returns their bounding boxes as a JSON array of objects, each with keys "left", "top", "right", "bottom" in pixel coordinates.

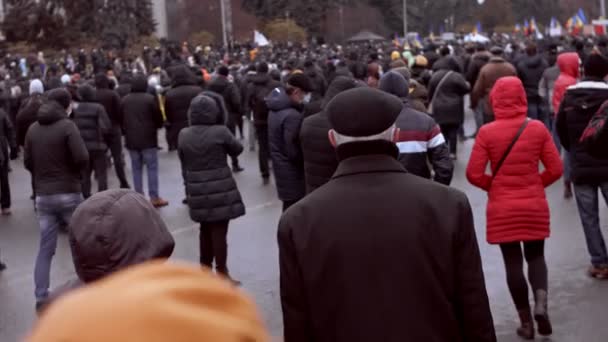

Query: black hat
[
  {"left": 287, "top": 73, "right": 313, "bottom": 93},
  {"left": 217, "top": 65, "right": 229, "bottom": 76},
  {"left": 326, "top": 87, "right": 402, "bottom": 137},
  {"left": 47, "top": 88, "right": 72, "bottom": 109},
  {"left": 490, "top": 46, "right": 504, "bottom": 56},
  {"left": 584, "top": 53, "right": 608, "bottom": 79}
]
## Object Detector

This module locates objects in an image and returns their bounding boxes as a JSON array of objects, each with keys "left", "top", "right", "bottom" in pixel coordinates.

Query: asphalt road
[{"left": 1, "top": 111, "right": 608, "bottom": 342}]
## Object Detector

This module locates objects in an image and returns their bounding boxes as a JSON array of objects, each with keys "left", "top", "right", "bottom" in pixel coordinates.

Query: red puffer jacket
[
  {"left": 552, "top": 52, "right": 580, "bottom": 115},
  {"left": 467, "top": 77, "right": 563, "bottom": 244}
]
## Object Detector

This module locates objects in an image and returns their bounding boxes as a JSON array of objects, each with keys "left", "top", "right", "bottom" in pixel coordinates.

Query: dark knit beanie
[
  {"left": 326, "top": 87, "right": 402, "bottom": 137},
  {"left": 287, "top": 73, "right": 313, "bottom": 93},
  {"left": 584, "top": 53, "right": 608, "bottom": 79},
  {"left": 47, "top": 88, "right": 72, "bottom": 110}
]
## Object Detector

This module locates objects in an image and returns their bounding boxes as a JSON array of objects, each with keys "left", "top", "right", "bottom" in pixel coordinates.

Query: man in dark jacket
[
  {"left": 208, "top": 66, "right": 244, "bottom": 172},
  {"left": 24, "top": 88, "right": 89, "bottom": 308},
  {"left": 267, "top": 74, "right": 312, "bottom": 211},
  {"left": 38, "top": 189, "right": 175, "bottom": 312},
  {"left": 557, "top": 53, "right": 608, "bottom": 278},
  {"left": 72, "top": 85, "right": 112, "bottom": 198},
  {"left": 165, "top": 65, "right": 203, "bottom": 151},
  {"left": 300, "top": 76, "right": 359, "bottom": 194},
  {"left": 303, "top": 60, "right": 327, "bottom": 103},
  {"left": 379, "top": 71, "right": 454, "bottom": 185},
  {"left": 466, "top": 45, "right": 492, "bottom": 135},
  {"left": 95, "top": 73, "right": 130, "bottom": 189},
  {"left": 517, "top": 43, "right": 549, "bottom": 127},
  {"left": 16, "top": 79, "right": 44, "bottom": 148},
  {"left": 0, "top": 103, "right": 17, "bottom": 215},
  {"left": 279, "top": 87, "right": 496, "bottom": 342},
  {"left": 247, "top": 63, "right": 281, "bottom": 183},
  {"left": 121, "top": 75, "right": 168, "bottom": 208}
]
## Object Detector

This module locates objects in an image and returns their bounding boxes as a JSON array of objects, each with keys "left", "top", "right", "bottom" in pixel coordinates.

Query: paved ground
[{"left": 1, "top": 111, "right": 608, "bottom": 341}]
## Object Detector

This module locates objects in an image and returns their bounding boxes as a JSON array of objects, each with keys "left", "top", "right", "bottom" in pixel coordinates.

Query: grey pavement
[{"left": 1, "top": 112, "right": 608, "bottom": 342}]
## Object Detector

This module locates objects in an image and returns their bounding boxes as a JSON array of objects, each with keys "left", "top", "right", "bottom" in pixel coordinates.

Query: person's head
[
  {"left": 286, "top": 73, "right": 313, "bottom": 104},
  {"left": 68, "top": 190, "right": 175, "bottom": 284},
  {"left": 490, "top": 46, "right": 504, "bottom": 57},
  {"left": 326, "top": 87, "right": 402, "bottom": 152},
  {"left": 489, "top": 76, "right": 527, "bottom": 121},
  {"left": 77, "top": 84, "right": 97, "bottom": 103},
  {"left": 525, "top": 42, "right": 537, "bottom": 57},
  {"left": 217, "top": 65, "right": 229, "bottom": 77},
  {"left": 28, "top": 263, "right": 269, "bottom": 342},
  {"left": 378, "top": 71, "right": 409, "bottom": 99},
  {"left": 322, "top": 76, "right": 360, "bottom": 108},
  {"left": 60, "top": 74, "right": 71, "bottom": 86},
  {"left": 439, "top": 46, "right": 450, "bottom": 57},
  {"left": 188, "top": 91, "right": 228, "bottom": 126},
  {"left": 46, "top": 88, "right": 71, "bottom": 111},
  {"left": 256, "top": 62, "right": 269, "bottom": 74},
  {"left": 94, "top": 73, "right": 110, "bottom": 89},
  {"left": 476, "top": 43, "right": 487, "bottom": 52},
  {"left": 584, "top": 52, "right": 608, "bottom": 79},
  {"left": 29, "top": 79, "right": 44, "bottom": 95}
]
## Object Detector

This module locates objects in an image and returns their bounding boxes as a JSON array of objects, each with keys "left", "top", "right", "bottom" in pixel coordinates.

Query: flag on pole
[
  {"left": 476, "top": 22, "right": 482, "bottom": 34},
  {"left": 578, "top": 8, "right": 588, "bottom": 25},
  {"left": 254, "top": 30, "right": 270, "bottom": 47}
]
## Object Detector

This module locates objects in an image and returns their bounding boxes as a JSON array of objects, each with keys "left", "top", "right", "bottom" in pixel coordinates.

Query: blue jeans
[
  {"left": 574, "top": 183, "right": 608, "bottom": 267},
  {"left": 527, "top": 100, "right": 550, "bottom": 129},
  {"left": 129, "top": 148, "right": 159, "bottom": 199},
  {"left": 34, "top": 193, "right": 83, "bottom": 302}
]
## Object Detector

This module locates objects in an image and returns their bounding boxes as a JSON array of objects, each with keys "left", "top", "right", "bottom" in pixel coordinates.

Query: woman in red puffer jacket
[{"left": 467, "top": 76, "right": 563, "bottom": 340}]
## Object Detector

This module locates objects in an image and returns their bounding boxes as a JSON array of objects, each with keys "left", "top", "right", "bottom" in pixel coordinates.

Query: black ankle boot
[
  {"left": 534, "top": 290, "right": 553, "bottom": 336},
  {"left": 517, "top": 309, "right": 535, "bottom": 340}
]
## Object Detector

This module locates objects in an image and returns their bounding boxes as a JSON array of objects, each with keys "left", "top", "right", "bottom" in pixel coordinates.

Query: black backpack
[{"left": 250, "top": 82, "right": 275, "bottom": 123}]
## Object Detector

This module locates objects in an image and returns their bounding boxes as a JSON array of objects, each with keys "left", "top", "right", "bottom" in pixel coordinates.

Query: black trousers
[
  {"left": 82, "top": 150, "right": 108, "bottom": 199},
  {"left": 108, "top": 132, "right": 130, "bottom": 188},
  {"left": 500, "top": 240, "right": 548, "bottom": 310},
  {"left": 200, "top": 220, "right": 230, "bottom": 274},
  {"left": 0, "top": 160, "right": 10, "bottom": 209},
  {"left": 227, "top": 115, "right": 242, "bottom": 168},
  {"left": 255, "top": 123, "right": 270, "bottom": 178},
  {"left": 440, "top": 123, "right": 460, "bottom": 155}
]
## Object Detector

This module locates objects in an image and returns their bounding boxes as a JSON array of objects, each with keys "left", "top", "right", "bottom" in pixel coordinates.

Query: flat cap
[{"left": 326, "top": 87, "right": 402, "bottom": 137}]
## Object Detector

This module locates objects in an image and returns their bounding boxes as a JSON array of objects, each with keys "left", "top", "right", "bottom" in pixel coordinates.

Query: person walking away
[
  {"left": 0, "top": 101, "right": 16, "bottom": 215},
  {"left": 472, "top": 46, "right": 517, "bottom": 124},
  {"left": 467, "top": 77, "right": 563, "bottom": 340},
  {"left": 279, "top": 87, "right": 496, "bottom": 342},
  {"left": 247, "top": 63, "right": 281, "bottom": 184},
  {"left": 36, "top": 189, "right": 175, "bottom": 312},
  {"left": 467, "top": 44, "right": 492, "bottom": 136},
  {"left": 517, "top": 43, "right": 550, "bottom": 128},
  {"left": 121, "top": 75, "right": 168, "bottom": 208},
  {"left": 300, "top": 76, "right": 359, "bottom": 193},
  {"left": 178, "top": 92, "right": 245, "bottom": 284},
  {"left": 556, "top": 53, "right": 608, "bottom": 278},
  {"left": 24, "top": 88, "right": 89, "bottom": 309},
  {"left": 552, "top": 52, "right": 580, "bottom": 199},
  {"left": 378, "top": 71, "right": 454, "bottom": 185},
  {"left": 208, "top": 65, "right": 244, "bottom": 172},
  {"left": 94, "top": 74, "right": 130, "bottom": 189},
  {"left": 164, "top": 65, "right": 203, "bottom": 151},
  {"left": 72, "top": 85, "right": 112, "bottom": 199},
  {"left": 17, "top": 79, "right": 45, "bottom": 200},
  {"left": 428, "top": 56, "right": 470, "bottom": 159},
  {"left": 267, "top": 74, "right": 312, "bottom": 211}
]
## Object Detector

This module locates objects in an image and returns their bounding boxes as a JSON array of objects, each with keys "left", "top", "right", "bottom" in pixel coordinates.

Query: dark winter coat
[
  {"left": 72, "top": 86, "right": 112, "bottom": 151},
  {"left": 94, "top": 74, "right": 122, "bottom": 130},
  {"left": 305, "top": 67, "right": 328, "bottom": 102},
  {"left": 467, "top": 77, "right": 563, "bottom": 244},
  {"left": 178, "top": 92, "right": 245, "bottom": 223},
  {"left": 165, "top": 67, "right": 204, "bottom": 147},
  {"left": 279, "top": 147, "right": 496, "bottom": 342},
  {"left": 428, "top": 62, "right": 471, "bottom": 125},
  {"left": 0, "top": 109, "right": 16, "bottom": 165},
  {"left": 247, "top": 74, "right": 282, "bottom": 124},
  {"left": 207, "top": 75, "right": 241, "bottom": 122},
  {"left": 472, "top": 57, "right": 517, "bottom": 117},
  {"left": 121, "top": 76, "right": 164, "bottom": 150},
  {"left": 267, "top": 88, "right": 305, "bottom": 202},
  {"left": 24, "top": 101, "right": 89, "bottom": 195},
  {"left": 300, "top": 77, "right": 359, "bottom": 194},
  {"left": 517, "top": 54, "right": 549, "bottom": 102},
  {"left": 16, "top": 93, "right": 44, "bottom": 147},
  {"left": 466, "top": 51, "right": 491, "bottom": 86},
  {"left": 557, "top": 79, "right": 608, "bottom": 185}
]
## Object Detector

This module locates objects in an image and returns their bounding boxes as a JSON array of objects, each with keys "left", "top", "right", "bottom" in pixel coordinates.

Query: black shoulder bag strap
[{"left": 492, "top": 118, "right": 530, "bottom": 180}]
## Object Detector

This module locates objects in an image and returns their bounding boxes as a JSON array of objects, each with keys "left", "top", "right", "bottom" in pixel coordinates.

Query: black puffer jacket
[
  {"left": 557, "top": 79, "right": 608, "bottom": 184},
  {"left": 178, "top": 92, "right": 245, "bottom": 223},
  {"left": 517, "top": 54, "right": 549, "bottom": 101},
  {"left": 95, "top": 74, "right": 122, "bottom": 130},
  {"left": 247, "top": 73, "right": 281, "bottom": 124},
  {"left": 305, "top": 66, "right": 328, "bottom": 102},
  {"left": 16, "top": 93, "right": 44, "bottom": 147},
  {"left": 24, "top": 101, "right": 89, "bottom": 195},
  {"left": 267, "top": 87, "right": 306, "bottom": 202},
  {"left": 428, "top": 58, "right": 471, "bottom": 125},
  {"left": 73, "top": 85, "right": 112, "bottom": 151},
  {"left": 121, "top": 76, "right": 163, "bottom": 150},
  {"left": 165, "top": 66, "right": 203, "bottom": 145},
  {"left": 207, "top": 75, "right": 241, "bottom": 119},
  {"left": 300, "top": 76, "right": 358, "bottom": 194}
]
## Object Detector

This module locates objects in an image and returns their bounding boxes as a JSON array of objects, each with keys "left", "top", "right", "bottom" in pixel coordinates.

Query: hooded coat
[
  {"left": 121, "top": 76, "right": 164, "bottom": 150},
  {"left": 24, "top": 101, "right": 89, "bottom": 196},
  {"left": 72, "top": 85, "right": 112, "bottom": 151},
  {"left": 428, "top": 58, "right": 471, "bottom": 125},
  {"left": 178, "top": 92, "right": 245, "bottom": 223},
  {"left": 266, "top": 88, "right": 306, "bottom": 202},
  {"left": 552, "top": 52, "right": 580, "bottom": 115},
  {"left": 165, "top": 66, "right": 204, "bottom": 148},
  {"left": 300, "top": 76, "right": 358, "bottom": 194},
  {"left": 467, "top": 77, "right": 562, "bottom": 244}
]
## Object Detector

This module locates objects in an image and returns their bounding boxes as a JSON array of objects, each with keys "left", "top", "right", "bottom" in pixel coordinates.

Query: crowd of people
[{"left": 1, "top": 34, "right": 608, "bottom": 341}]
